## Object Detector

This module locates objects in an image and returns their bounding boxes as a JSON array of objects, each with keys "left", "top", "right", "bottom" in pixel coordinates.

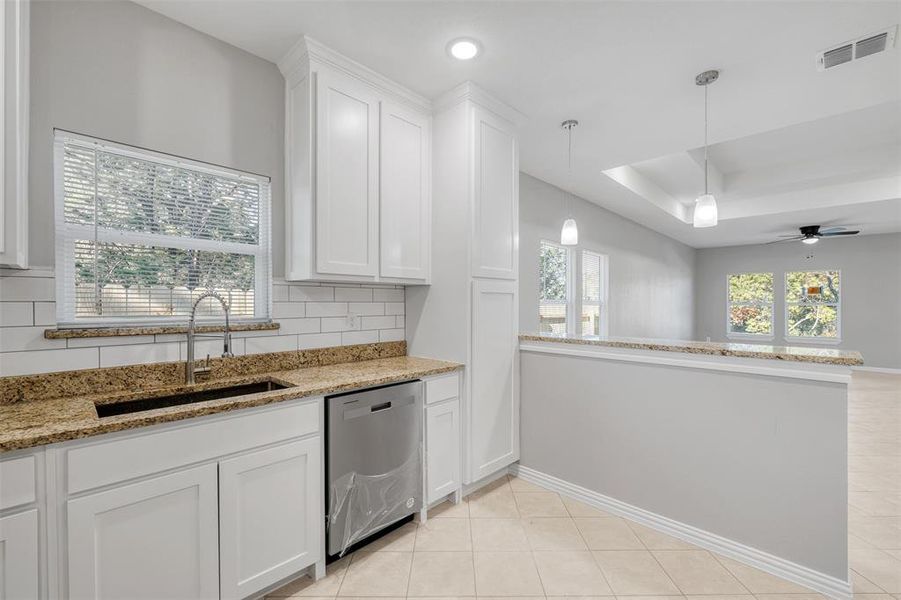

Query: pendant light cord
[
  {"left": 704, "top": 83, "right": 709, "bottom": 196},
  {"left": 567, "top": 122, "right": 574, "bottom": 217}
]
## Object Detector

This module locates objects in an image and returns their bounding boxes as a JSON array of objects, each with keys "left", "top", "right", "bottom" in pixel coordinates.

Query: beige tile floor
[{"left": 269, "top": 371, "right": 901, "bottom": 600}]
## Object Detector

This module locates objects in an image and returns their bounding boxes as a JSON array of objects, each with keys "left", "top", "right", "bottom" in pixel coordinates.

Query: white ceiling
[{"left": 137, "top": 0, "right": 901, "bottom": 248}]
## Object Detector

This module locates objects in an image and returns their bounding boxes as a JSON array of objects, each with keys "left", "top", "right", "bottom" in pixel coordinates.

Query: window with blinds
[
  {"left": 54, "top": 131, "right": 271, "bottom": 326},
  {"left": 580, "top": 250, "right": 607, "bottom": 336}
]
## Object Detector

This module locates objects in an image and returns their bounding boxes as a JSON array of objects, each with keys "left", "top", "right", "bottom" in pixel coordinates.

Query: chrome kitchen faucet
[{"left": 186, "top": 292, "right": 233, "bottom": 384}]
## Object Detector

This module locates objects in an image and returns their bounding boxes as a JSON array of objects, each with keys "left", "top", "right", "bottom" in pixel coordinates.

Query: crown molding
[
  {"left": 278, "top": 36, "right": 431, "bottom": 113},
  {"left": 433, "top": 81, "right": 526, "bottom": 126}
]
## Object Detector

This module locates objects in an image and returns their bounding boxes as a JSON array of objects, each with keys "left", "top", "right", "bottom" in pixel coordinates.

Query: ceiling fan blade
[
  {"left": 766, "top": 237, "right": 802, "bottom": 244},
  {"left": 777, "top": 234, "right": 802, "bottom": 237},
  {"left": 821, "top": 230, "right": 860, "bottom": 236},
  {"left": 819, "top": 226, "right": 847, "bottom": 234}
]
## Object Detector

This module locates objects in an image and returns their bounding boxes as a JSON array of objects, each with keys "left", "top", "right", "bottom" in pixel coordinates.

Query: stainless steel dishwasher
[{"left": 326, "top": 380, "right": 423, "bottom": 557}]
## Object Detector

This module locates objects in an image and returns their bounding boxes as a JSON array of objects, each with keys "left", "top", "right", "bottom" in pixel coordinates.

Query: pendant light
[
  {"left": 693, "top": 70, "right": 719, "bottom": 228},
  {"left": 560, "top": 119, "right": 579, "bottom": 245}
]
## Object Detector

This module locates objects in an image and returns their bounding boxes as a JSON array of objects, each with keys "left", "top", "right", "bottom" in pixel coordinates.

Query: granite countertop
[
  {"left": 0, "top": 355, "right": 461, "bottom": 453},
  {"left": 519, "top": 333, "right": 864, "bottom": 366}
]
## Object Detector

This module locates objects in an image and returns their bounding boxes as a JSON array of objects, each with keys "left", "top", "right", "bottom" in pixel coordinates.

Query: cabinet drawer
[
  {"left": 426, "top": 373, "right": 460, "bottom": 405},
  {"left": 0, "top": 454, "right": 36, "bottom": 510},
  {"left": 67, "top": 399, "right": 321, "bottom": 495}
]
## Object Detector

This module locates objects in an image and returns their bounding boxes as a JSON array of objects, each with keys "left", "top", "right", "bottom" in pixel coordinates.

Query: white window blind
[
  {"left": 580, "top": 250, "right": 607, "bottom": 336},
  {"left": 54, "top": 131, "right": 271, "bottom": 326}
]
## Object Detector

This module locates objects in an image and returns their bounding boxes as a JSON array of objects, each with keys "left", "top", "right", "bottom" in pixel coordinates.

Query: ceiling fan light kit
[{"left": 693, "top": 69, "right": 719, "bottom": 228}]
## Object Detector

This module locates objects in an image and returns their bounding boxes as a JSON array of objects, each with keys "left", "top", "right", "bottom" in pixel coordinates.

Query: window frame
[
  {"left": 538, "top": 239, "right": 575, "bottom": 335},
  {"left": 725, "top": 272, "right": 775, "bottom": 341},
  {"left": 579, "top": 248, "right": 609, "bottom": 337},
  {"left": 53, "top": 130, "right": 272, "bottom": 327},
  {"left": 784, "top": 269, "right": 842, "bottom": 344}
]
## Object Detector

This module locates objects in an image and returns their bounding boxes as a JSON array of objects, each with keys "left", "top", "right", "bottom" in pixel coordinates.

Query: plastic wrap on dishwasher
[{"left": 328, "top": 448, "right": 422, "bottom": 556}]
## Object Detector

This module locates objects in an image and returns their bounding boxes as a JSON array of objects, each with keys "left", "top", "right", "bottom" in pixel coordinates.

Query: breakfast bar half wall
[{"left": 516, "top": 334, "right": 862, "bottom": 600}]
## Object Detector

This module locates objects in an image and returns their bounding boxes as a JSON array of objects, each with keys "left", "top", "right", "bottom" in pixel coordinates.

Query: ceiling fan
[{"left": 769, "top": 225, "right": 860, "bottom": 245}]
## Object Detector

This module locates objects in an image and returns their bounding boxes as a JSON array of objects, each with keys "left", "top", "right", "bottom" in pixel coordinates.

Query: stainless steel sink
[{"left": 95, "top": 380, "right": 292, "bottom": 418}]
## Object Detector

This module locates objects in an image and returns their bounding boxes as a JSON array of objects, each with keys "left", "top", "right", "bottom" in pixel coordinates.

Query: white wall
[
  {"left": 519, "top": 173, "right": 696, "bottom": 339},
  {"left": 695, "top": 233, "right": 901, "bottom": 369},
  {"left": 28, "top": 0, "right": 286, "bottom": 275}
]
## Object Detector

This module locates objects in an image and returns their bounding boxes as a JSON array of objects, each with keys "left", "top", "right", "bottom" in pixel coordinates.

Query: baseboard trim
[
  {"left": 853, "top": 366, "right": 901, "bottom": 375},
  {"left": 508, "top": 464, "right": 851, "bottom": 600}
]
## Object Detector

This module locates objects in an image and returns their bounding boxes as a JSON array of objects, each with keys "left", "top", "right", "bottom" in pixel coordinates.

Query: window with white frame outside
[
  {"left": 54, "top": 131, "right": 272, "bottom": 326},
  {"left": 785, "top": 270, "right": 840, "bottom": 340},
  {"left": 727, "top": 272, "right": 774, "bottom": 337},
  {"left": 539, "top": 240, "right": 571, "bottom": 334}
]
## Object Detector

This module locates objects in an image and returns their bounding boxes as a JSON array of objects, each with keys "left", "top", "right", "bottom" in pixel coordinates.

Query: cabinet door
[
  {"left": 67, "top": 464, "right": 219, "bottom": 600},
  {"left": 471, "top": 106, "right": 518, "bottom": 280},
  {"left": 380, "top": 101, "right": 430, "bottom": 281},
  {"left": 470, "top": 279, "right": 519, "bottom": 481},
  {"left": 315, "top": 68, "right": 380, "bottom": 277},
  {"left": 219, "top": 438, "right": 322, "bottom": 600},
  {"left": 0, "top": 509, "right": 38, "bottom": 600},
  {"left": 426, "top": 399, "right": 460, "bottom": 504}
]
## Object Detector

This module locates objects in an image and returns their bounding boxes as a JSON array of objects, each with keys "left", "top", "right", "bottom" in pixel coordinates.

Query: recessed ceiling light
[{"left": 448, "top": 38, "right": 481, "bottom": 60}]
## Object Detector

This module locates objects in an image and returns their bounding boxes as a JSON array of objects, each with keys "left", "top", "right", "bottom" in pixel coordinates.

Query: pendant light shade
[
  {"left": 561, "top": 218, "right": 579, "bottom": 245},
  {"left": 693, "top": 194, "right": 718, "bottom": 228},
  {"left": 694, "top": 70, "right": 719, "bottom": 229},
  {"left": 560, "top": 119, "right": 579, "bottom": 246}
]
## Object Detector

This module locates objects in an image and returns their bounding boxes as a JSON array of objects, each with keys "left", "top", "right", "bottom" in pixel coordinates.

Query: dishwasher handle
[{"left": 342, "top": 393, "right": 415, "bottom": 420}]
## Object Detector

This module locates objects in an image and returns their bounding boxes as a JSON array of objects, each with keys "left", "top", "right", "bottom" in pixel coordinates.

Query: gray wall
[
  {"left": 519, "top": 173, "right": 696, "bottom": 339},
  {"left": 695, "top": 233, "right": 901, "bottom": 369},
  {"left": 520, "top": 350, "right": 848, "bottom": 580},
  {"left": 29, "top": 0, "right": 286, "bottom": 275}
]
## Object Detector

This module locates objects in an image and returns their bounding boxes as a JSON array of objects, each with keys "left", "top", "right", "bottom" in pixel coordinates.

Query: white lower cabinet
[
  {"left": 219, "top": 439, "right": 322, "bottom": 599},
  {"left": 425, "top": 399, "right": 460, "bottom": 503},
  {"left": 61, "top": 399, "right": 324, "bottom": 600},
  {"left": 0, "top": 509, "right": 39, "bottom": 600},
  {"left": 66, "top": 463, "right": 220, "bottom": 600}
]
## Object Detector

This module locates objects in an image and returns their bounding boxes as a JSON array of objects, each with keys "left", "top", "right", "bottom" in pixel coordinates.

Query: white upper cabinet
[
  {"left": 0, "top": 0, "right": 29, "bottom": 268},
  {"left": 315, "top": 69, "right": 380, "bottom": 277},
  {"left": 279, "top": 38, "right": 431, "bottom": 283},
  {"left": 380, "top": 102, "right": 431, "bottom": 281},
  {"left": 471, "top": 105, "right": 518, "bottom": 280}
]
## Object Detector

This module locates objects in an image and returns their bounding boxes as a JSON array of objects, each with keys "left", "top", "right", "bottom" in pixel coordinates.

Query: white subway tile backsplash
[
  {"left": 361, "top": 315, "right": 396, "bottom": 330},
  {"left": 0, "top": 327, "right": 67, "bottom": 351},
  {"left": 334, "top": 287, "right": 373, "bottom": 302},
  {"left": 272, "top": 302, "right": 306, "bottom": 319},
  {"left": 271, "top": 285, "right": 290, "bottom": 302},
  {"left": 0, "top": 274, "right": 405, "bottom": 376},
  {"left": 0, "top": 276, "right": 55, "bottom": 301},
  {"left": 0, "top": 348, "right": 99, "bottom": 376},
  {"left": 245, "top": 334, "right": 297, "bottom": 355},
  {"left": 348, "top": 302, "right": 385, "bottom": 316},
  {"left": 275, "top": 318, "right": 321, "bottom": 335},
  {"left": 34, "top": 302, "right": 56, "bottom": 326},
  {"left": 341, "top": 330, "right": 379, "bottom": 345},
  {"left": 307, "top": 302, "right": 348, "bottom": 317},
  {"left": 68, "top": 334, "right": 156, "bottom": 348},
  {"left": 385, "top": 302, "right": 405, "bottom": 316},
  {"left": 100, "top": 343, "right": 180, "bottom": 368},
  {"left": 379, "top": 329, "right": 405, "bottom": 342},
  {"left": 289, "top": 285, "right": 334, "bottom": 302},
  {"left": 297, "top": 332, "right": 342, "bottom": 350},
  {"left": 373, "top": 288, "right": 404, "bottom": 302},
  {"left": 321, "top": 316, "right": 358, "bottom": 333},
  {"left": 0, "top": 302, "right": 33, "bottom": 326}
]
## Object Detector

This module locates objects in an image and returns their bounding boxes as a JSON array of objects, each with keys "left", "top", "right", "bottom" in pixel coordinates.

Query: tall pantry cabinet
[{"left": 407, "top": 83, "right": 521, "bottom": 485}]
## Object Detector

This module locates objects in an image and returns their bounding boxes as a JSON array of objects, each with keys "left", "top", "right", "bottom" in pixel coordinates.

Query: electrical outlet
[{"left": 347, "top": 313, "right": 359, "bottom": 328}]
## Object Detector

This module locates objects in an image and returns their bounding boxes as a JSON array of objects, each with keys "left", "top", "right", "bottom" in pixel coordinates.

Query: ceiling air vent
[{"left": 817, "top": 25, "right": 897, "bottom": 70}]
